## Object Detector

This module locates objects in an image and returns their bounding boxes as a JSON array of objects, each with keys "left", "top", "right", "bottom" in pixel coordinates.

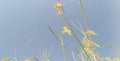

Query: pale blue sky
[{"left": 0, "top": 0, "right": 120, "bottom": 61}]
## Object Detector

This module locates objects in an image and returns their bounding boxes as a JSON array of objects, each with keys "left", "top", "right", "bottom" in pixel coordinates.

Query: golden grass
[
  {"left": 49, "top": 0, "right": 120, "bottom": 61},
  {"left": 2, "top": 0, "right": 120, "bottom": 61}
]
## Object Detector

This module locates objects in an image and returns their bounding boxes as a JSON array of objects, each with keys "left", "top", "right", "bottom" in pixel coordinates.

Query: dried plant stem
[
  {"left": 48, "top": 26, "right": 60, "bottom": 41},
  {"left": 62, "top": 8, "right": 91, "bottom": 60},
  {"left": 79, "top": 0, "right": 92, "bottom": 41},
  {"left": 57, "top": 27, "right": 67, "bottom": 61},
  {"left": 48, "top": 26, "right": 67, "bottom": 61},
  {"left": 61, "top": 8, "right": 92, "bottom": 61},
  {"left": 72, "top": 51, "right": 76, "bottom": 61}
]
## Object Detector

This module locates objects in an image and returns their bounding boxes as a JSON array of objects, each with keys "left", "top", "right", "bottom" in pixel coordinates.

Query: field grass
[
  {"left": 49, "top": 0, "right": 120, "bottom": 61},
  {"left": 1, "top": 0, "right": 120, "bottom": 61}
]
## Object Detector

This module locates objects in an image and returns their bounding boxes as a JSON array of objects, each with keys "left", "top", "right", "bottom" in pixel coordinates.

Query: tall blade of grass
[
  {"left": 76, "top": 20, "right": 88, "bottom": 40},
  {"left": 79, "top": 0, "right": 93, "bottom": 41},
  {"left": 57, "top": 28, "right": 66, "bottom": 61},
  {"left": 72, "top": 51, "right": 76, "bottom": 61},
  {"left": 48, "top": 26, "right": 59, "bottom": 41},
  {"left": 74, "top": 44, "right": 83, "bottom": 61},
  {"left": 78, "top": 0, "right": 98, "bottom": 60},
  {"left": 79, "top": 0, "right": 89, "bottom": 31},
  {"left": 25, "top": 31, "right": 37, "bottom": 48},
  {"left": 55, "top": 20, "right": 67, "bottom": 61},
  {"left": 70, "top": 20, "right": 88, "bottom": 40},
  {"left": 60, "top": 38, "right": 66, "bottom": 61},
  {"left": 21, "top": 31, "right": 37, "bottom": 60},
  {"left": 43, "top": 49, "right": 48, "bottom": 61},
  {"left": 49, "top": 20, "right": 66, "bottom": 61},
  {"left": 59, "top": 10, "right": 91, "bottom": 60},
  {"left": 70, "top": 20, "right": 83, "bottom": 34},
  {"left": 42, "top": 50, "right": 46, "bottom": 61},
  {"left": 55, "top": 0, "right": 91, "bottom": 60},
  {"left": 47, "top": 47, "right": 53, "bottom": 59},
  {"left": 61, "top": 10, "right": 91, "bottom": 61}
]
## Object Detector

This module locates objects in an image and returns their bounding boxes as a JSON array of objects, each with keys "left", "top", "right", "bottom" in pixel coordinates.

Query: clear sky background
[{"left": 0, "top": 0, "right": 120, "bottom": 61}]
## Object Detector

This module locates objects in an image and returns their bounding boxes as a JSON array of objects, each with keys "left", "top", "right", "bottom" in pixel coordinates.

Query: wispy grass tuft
[{"left": 49, "top": 0, "right": 120, "bottom": 61}]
